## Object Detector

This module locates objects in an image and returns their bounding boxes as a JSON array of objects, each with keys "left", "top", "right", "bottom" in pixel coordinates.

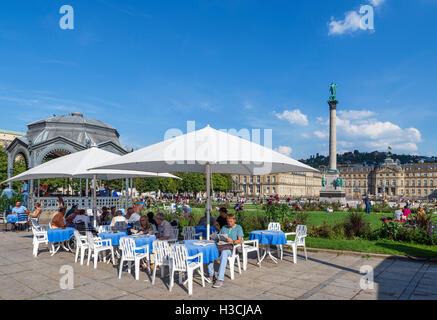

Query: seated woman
[
  {"left": 28, "top": 202, "right": 42, "bottom": 226},
  {"left": 130, "top": 216, "right": 156, "bottom": 235}
]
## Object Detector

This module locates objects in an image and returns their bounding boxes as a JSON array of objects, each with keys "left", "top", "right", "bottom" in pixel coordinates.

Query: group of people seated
[
  {"left": 7, "top": 201, "right": 42, "bottom": 231},
  {"left": 394, "top": 205, "right": 412, "bottom": 221}
]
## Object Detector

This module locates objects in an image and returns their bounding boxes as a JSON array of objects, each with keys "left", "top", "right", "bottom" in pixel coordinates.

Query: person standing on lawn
[{"left": 364, "top": 195, "right": 371, "bottom": 215}]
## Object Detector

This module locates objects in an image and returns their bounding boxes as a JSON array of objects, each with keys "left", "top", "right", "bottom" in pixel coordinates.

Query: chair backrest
[
  {"left": 182, "top": 226, "right": 197, "bottom": 240},
  {"left": 113, "top": 221, "right": 127, "bottom": 232},
  {"left": 74, "top": 229, "right": 86, "bottom": 247},
  {"left": 171, "top": 244, "right": 188, "bottom": 271},
  {"left": 98, "top": 225, "right": 112, "bottom": 233},
  {"left": 86, "top": 231, "right": 96, "bottom": 248},
  {"left": 268, "top": 222, "right": 281, "bottom": 231},
  {"left": 295, "top": 225, "right": 307, "bottom": 245},
  {"left": 17, "top": 213, "right": 28, "bottom": 222},
  {"left": 119, "top": 237, "right": 137, "bottom": 259},
  {"left": 153, "top": 240, "right": 171, "bottom": 264},
  {"left": 170, "top": 226, "right": 179, "bottom": 241}
]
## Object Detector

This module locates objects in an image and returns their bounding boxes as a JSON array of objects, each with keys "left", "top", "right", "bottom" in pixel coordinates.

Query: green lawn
[
  {"left": 186, "top": 206, "right": 437, "bottom": 258},
  {"left": 305, "top": 237, "right": 437, "bottom": 258}
]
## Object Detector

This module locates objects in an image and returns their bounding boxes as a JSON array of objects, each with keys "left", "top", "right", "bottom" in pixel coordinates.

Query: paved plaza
[{"left": 0, "top": 230, "right": 436, "bottom": 300}]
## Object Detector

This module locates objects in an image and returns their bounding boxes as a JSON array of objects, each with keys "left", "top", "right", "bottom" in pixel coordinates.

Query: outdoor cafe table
[
  {"left": 47, "top": 227, "right": 75, "bottom": 256},
  {"left": 129, "top": 234, "right": 156, "bottom": 254},
  {"left": 177, "top": 240, "right": 219, "bottom": 284},
  {"left": 249, "top": 230, "right": 287, "bottom": 265},
  {"left": 194, "top": 226, "right": 217, "bottom": 238},
  {"left": 99, "top": 231, "right": 129, "bottom": 246}
]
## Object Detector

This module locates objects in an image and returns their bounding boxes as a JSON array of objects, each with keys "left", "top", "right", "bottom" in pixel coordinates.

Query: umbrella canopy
[
  {"left": 1, "top": 146, "right": 180, "bottom": 184},
  {"left": 92, "top": 125, "right": 318, "bottom": 174},
  {"left": 93, "top": 126, "right": 318, "bottom": 239}
]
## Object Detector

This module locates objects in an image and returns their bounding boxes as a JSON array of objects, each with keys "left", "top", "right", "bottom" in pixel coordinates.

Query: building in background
[
  {"left": 232, "top": 171, "right": 322, "bottom": 198},
  {"left": 0, "top": 129, "right": 24, "bottom": 147},
  {"left": 339, "top": 156, "right": 437, "bottom": 200}
]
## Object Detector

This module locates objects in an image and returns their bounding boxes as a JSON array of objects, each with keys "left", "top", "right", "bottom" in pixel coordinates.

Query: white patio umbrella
[
  {"left": 1, "top": 146, "right": 180, "bottom": 226},
  {"left": 92, "top": 125, "right": 318, "bottom": 239}
]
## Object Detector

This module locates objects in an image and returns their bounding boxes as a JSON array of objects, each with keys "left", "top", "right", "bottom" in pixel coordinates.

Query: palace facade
[
  {"left": 0, "top": 129, "right": 24, "bottom": 147},
  {"left": 339, "top": 157, "right": 437, "bottom": 200},
  {"left": 232, "top": 171, "right": 322, "bottom": 198}
]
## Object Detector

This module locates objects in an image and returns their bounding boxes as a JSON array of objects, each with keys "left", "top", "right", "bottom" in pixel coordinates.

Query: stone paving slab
[{"left": 1, "top": 229, "right": 436, "bottom": 300}]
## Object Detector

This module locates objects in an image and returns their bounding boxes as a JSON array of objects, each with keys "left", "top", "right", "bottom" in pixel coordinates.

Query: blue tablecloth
[
  {"left": 47, "top": 228, "right": 75, "bottom": 243},
  {"left": 179, "top": 240, "right": 219, "bottom": 264},
  {"left": 249, "top": 230, "right": 287, "bottom": 245},
  {"left": 6, "top": 214, "right": 18, "bottom": 223},
  {"left": 99, "top": 231, "right": 129, "bottom": 246},
  {"left": 131, "top": 235, "right": 156, "bottom": 254},
  {"left": 194, "top": 226, "right": 217, "bottom": 238}
]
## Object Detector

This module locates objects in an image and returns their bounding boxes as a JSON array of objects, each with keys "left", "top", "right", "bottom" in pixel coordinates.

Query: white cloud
[
  {"left": 314, "top": 130, "right": 329, "bottom": 139},
  {"left": 300, "top": 133, "right": 310, "bottom": 139},
  {"left": 274, "top": 109, "right": 309, "bottom": 126},
  {"left": 275, "top": 146, "right": 292, "bottom": 157},
  {"left": 369, "top": 0, "right": 385, "bottom": 7},
  {"left": 328, "top": 11, "right": 362, "bottom": 36},
  {"left": 314, "top": 109, "right": 422, "bottom": 153},
  {"left": 328, "top": 0, "right": 385, "bottom": 36}
]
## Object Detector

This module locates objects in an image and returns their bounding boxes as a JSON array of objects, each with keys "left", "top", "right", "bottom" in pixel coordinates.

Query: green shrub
[{"left": 344, "top": 213, "right": 371, "bottom": 238}]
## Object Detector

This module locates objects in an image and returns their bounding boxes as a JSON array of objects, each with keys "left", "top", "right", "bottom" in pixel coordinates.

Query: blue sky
[{"left": 0, "top": 0, "right": 436, "bottom": 159}]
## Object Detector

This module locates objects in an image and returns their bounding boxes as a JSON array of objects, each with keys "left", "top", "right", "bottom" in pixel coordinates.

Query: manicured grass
[
  {"left": 305, "top": 237, "right": 437, "bottom": 258},
  {"left": 188, "top": 206, "right": 437, "bottom": 258}
]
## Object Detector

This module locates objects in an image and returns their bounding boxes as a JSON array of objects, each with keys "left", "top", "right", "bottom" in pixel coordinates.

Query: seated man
[
  {"left": 110, "top": 210, "right": 128, "bottom": 228},
  {"left": 207, "top": 213, "right": 243, "bottom": 288},
  {"left": 73, "top": 209, "right": 90, "bottom": 226},
  {"left": 11, "top": 201, "right": 29, "bottom": 230},
  {"left": 128, "top": 208, "right": 141, "bottom": 225},
  {"left": 197, "top": 210, "right": 216, "bottom": 228},
  {"left": 155, "top": 211, "right": 174, "bottom": 240},
  {"left": 213, "top": 207, "right": 228, "bottom": 232},
  {"left": 51, "top": 207, "right": 67, "bottom": 229},
  {"left": 394, "top": 205, "right": 403, "bottom": 221}
]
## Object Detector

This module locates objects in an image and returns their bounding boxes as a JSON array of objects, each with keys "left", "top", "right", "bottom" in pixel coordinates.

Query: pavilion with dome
[{"left": 5, "top": 112, "right": 131, "bottom": 184}]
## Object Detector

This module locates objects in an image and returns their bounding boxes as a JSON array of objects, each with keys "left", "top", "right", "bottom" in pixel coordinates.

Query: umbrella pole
[
  {"left": 92, "top": 174, "right": 97, "bottom": 228},
  {"left": 206, "top": 163, "right": 211, "bottom": 240}
]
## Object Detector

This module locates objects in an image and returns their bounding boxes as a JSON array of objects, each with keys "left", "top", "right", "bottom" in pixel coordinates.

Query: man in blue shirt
[
  {"left": 10, "top": 201, "right": 29, "bottom": 230},
  {"left": 21, "top": 181, "right": 29, "bottom": 206},
  {"left": 207, "top": 213, "right": 244, "bottom": 288}
]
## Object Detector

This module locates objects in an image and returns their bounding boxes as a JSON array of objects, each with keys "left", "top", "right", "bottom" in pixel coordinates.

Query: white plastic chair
[
  {"left": 240, "top": 239, "right": 260, "bottom": 271},
  {"left": 225, "top": 244, "right": 242, "bottom": 280},
  {"left": 98, "top": 225, "right": 112, "bottom": 233},
  {"left": 74, "top": 229, "right": 89, "bottom": 265},
  {"left": 151, "top": 240, "right": 172, "bottom": 285},
  {"left": 268, "top": 222, "right": 283, "bottom": 258},
  {"left": 181, "top": 226, "right": 202, "bottom": 240},
  {"left": 118, "top": 237, "right": 150, "bottom": 280},
  {"left": 169, "top": 244, "right": 205, "bottom": 295},
  {"left": 284, "top": 225, "right": 308, "bottom": 263},
  {"left": 168, "top": 226, "right": 179, "bottom": 243},
  {"left": 86, "top": 231, "right": 115, "bottom": 269},
  {"left": 31, "top": 226, "right": 48, "bottom": 257}
]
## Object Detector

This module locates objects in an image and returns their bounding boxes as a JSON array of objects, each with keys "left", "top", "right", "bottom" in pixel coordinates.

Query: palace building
[
  {"left": 339, "top": 156, "right": 437, "bottom": 200},
  {"left": 232, "top": 171, "right": 322, "bottom": 198},
  {"left": 0, "top": 129, "right": 24, "bottom": 147}
]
